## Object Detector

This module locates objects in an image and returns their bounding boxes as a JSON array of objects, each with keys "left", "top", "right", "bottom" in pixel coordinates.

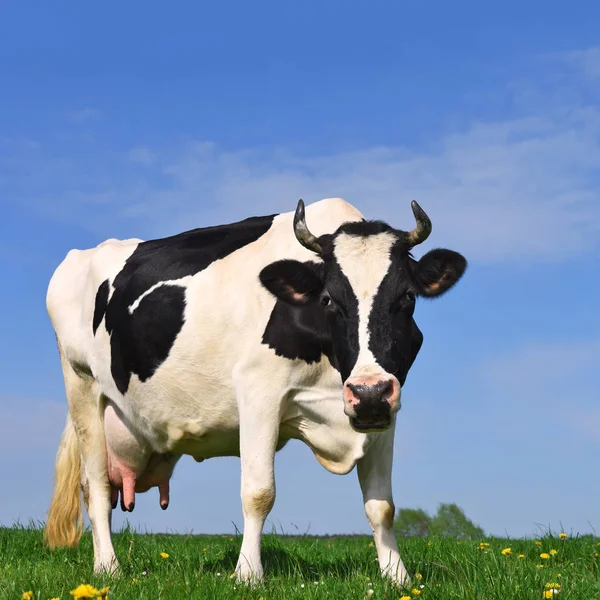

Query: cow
[{"left": 44, "top": 197, "right": 467, "bottom": 586}]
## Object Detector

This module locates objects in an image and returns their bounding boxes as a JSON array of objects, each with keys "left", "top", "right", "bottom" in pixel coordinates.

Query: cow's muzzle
[{"left": 343, "top": 375, "right": 400, "bottom": 432}]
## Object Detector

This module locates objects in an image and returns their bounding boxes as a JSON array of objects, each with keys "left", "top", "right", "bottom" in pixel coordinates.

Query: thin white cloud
[
  {"left": 127, "top": 146, "right": 157, "bottom": 166},
  {"left": 4, "top": 48, "right": 600, "bottom": 266},
  {"left": 68, "top": 108, "right": 103, "bottom": 123},
  {"left": 10, "top": 103, "right": 600, "bottom": 266},
  {"left": 481, "top": 338, "right": 600, "bottom": 390},
  {"left": 562, "top": 47, "right": 600, "bottom": 80}
]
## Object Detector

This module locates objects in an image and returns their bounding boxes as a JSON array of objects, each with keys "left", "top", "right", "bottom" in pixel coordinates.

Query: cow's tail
[{"left": 44, "top": 412, "right": 83, "bottom": 548}]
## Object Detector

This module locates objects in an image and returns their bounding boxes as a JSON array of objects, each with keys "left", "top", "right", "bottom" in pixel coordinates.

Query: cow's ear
[
  {"left": 413, "top": 249, "right": 467, "bottom": 298},
  {"left": 259, "top": 260, "right": 324, "bottom": 306}
]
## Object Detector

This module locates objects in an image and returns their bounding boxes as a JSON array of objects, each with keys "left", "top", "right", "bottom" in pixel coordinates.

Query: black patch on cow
[
  {"left": 366, "top": 242, "right": 419, "bottom": 384},
  {"left": 319, "top": 259, "right": 360, "bottom": 380},
  {"left": 262, "top": 261, "right": 332, "bottom": 365},
  {"left": 107, "top": 285, "right": 187, "bottom": 394},
  {"left": 111, "top": 215, "right": 277, "bottom": 309},
  {"left": 262, "top": 301, "right": 332, "bottom": 365},
  {"left": 93, "top": 279, "right": 110, "bottom": 335},
  {"left": 260, "top": 256, "right": 362, "bottom": 380},
  {"left": 97, "top": 214, "right": 276, "bottom": 394}
]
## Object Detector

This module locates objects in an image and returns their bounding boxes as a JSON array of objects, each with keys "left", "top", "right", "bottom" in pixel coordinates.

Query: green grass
[{"left": 1, "top": 525, "right": 599, "bottom": 599}]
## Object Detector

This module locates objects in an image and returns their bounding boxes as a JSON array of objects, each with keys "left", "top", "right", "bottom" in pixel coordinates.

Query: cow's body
[{"left": 45, "top": 197, "right": 466, "bottom": 586}]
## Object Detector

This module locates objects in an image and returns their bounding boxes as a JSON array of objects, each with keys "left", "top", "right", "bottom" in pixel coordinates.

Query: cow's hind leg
[
  {"left": 51, "top": 348, "right": 117, "bottom": 574},
  {"left": 233, "top": 374, "right": 280, "bottom": 584},
  {"left": 357, "top": 425, "right": 409, "bottom": 588}
]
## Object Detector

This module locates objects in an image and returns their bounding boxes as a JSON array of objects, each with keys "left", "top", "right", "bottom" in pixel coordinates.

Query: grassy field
[{"left": 1, "top": 526, "right": 599, "bottom": 599}]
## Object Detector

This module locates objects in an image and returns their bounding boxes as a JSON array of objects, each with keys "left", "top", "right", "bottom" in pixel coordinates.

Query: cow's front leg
[
  {"left": 234, "top": 386, "right": 279, "bottom": 584},
  {"left": 357, "top": 426, "right": 409, "bottom": 588}
]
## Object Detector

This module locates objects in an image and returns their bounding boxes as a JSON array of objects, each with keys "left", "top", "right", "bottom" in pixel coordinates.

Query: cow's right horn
[
  {"left": 405, "top": 200, "right": 432, "bottom": 247},
  {"left": 293, "top": 199, "right": 323, "bottom": 255}
]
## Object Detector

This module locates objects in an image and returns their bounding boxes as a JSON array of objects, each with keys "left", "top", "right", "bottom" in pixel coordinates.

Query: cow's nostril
[
  {"left": 346, "top": 382, "right": 360, "bottom": 398},
  {"left": 380, "top": 379, "right": 393, "bottom": 397}
]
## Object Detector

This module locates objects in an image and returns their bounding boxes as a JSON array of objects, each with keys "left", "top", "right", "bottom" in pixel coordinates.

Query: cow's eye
[
  {"left": 321, "top": 295, "right": 331, "bottom": 306},
  {"left": 391, "top": 291, "right": 416, "bottom": 314}
]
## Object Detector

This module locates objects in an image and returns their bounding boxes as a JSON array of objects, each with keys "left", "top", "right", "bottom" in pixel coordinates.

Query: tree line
[{"left": 394, "top": 503, "right": 485, "bottom": 539}]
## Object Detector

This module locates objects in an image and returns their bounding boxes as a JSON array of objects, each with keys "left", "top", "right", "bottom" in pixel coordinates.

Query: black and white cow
[{"left": 44, "top": 197, "right": 466, "bottom": 585}]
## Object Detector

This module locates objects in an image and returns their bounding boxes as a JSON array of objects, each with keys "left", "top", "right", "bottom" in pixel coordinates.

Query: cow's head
[{"left": 259, "top": 200, "right": 467, "bottom": 433}]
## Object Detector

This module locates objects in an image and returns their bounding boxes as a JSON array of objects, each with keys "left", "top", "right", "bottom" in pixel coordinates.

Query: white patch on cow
[
  {"left": 333, "top": 231, "right": 396, "bottom": 376},
  {"left": 127, "top": 277, "right": 193, "bottom": 314}
]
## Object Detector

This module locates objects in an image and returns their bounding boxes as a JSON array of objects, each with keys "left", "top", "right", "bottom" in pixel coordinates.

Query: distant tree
[
  {"left": 394, "top": 503, "right": 485, "bottom": 539},
  {"left": 430, "top": 503, "right": 485, "bottom": 539},
  {"left": 393, "top": 508, "right": 432, "bottom": 538}
]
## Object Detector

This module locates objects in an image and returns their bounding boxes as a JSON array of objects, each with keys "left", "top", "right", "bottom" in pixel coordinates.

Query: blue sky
[{"left": 1, "top": 1, "right": 599, "bottom": 539}]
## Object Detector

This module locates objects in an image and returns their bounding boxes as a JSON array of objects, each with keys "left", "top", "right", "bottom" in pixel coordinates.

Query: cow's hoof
[
  {"left": 234, "top": 564, "right": 264, "bottom": 586},
  {"left": 389, "top": 572, "right": 411, "bottom": 589},
  {"left": 93, "top": 557, "right": 120, "bottom": 577}
]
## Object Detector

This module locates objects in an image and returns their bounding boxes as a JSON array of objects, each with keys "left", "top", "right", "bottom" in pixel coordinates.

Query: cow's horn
[
  {"left": 294, "top": 199, "right": 323, "bottom": 255},
  {"left": 406, "top": 200, "right": 432, "bottom": 247}
]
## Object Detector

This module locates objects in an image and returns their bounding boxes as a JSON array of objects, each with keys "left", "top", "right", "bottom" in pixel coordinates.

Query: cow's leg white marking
[
  {"left": 79, "top": 419, "right": 117, "bottom": 574},
  {"left": 61, "top": 353, "right": 118, "bottom": 575},
  {"left": 233, "top": 374, "right": 280, "bottom": 584},
  {"left": 357, "top": 426, "right": 409, "bottom": 588}
]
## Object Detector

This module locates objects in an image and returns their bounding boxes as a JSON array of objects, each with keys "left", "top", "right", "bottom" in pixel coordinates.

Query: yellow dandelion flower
[
  {"left": 535, "top": 541, "right": 542, "bottom": 546},
  {"left": 69, "top": 584, "right": 100, "bottom": 599},
  {"left": 50, "top": 597, "right": 60, "bottom": 600},
  {"left": 400, "top": 596, "right": 411, "bottom": 600},
  {"left": 540, "top": 553, "right": 550, "bottom": 559},
  {"left": 545, "top": 582, "right": 561, "bottom": 589},
  {"left": 412, "top": 589, "right": 422, "bottom": 596},
  {"left": 595, "top": 552, "right": 599, "bottom": 558},
  {"left": 96, "top": 587, "right": 110, "bottom": 599},
  {"left": 131, "top": 578, "right": 139, "bottom": 584},
  {"left": 160, "top": 552, "right": 169, "bottom": 559},
  {"left": 537, "top": 564, "right": 544, "bottom": 568},
  {"left": 558, "top": 532, "right": 567, "bottom": 539},
  {"left": 557, "top": 573, "right": 561, "bottom": 577},
  {"left": 501, "top": 547, "right": 512, "bottom": 555},
  {"left": 549, "top": 549, "right": 558, "bottom": 556},
  {"left": 415, "top": 573, "right": 423, "bottom": 580},
  {"left": 22, "top": 593, "right": 33, "bottom": 600},
  {"left": 368, "top": 541, "right": 374, "bottom": 547},
  {"left": 543, "top": 592, "right": 556, "bottom": 599},
  {"left": 518, "top": 554, "right": 525, "bottom": 558},
  {"left": 479, "top": 542, "right": 490, "bottom": 550}
]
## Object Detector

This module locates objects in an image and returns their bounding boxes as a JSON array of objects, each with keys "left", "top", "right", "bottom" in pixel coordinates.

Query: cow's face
[{"left": 260, "top": 200, "right": 467, "bottom": 433}]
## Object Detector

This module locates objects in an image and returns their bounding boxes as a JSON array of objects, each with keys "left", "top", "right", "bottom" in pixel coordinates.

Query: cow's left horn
[
  {"left": 406, "top": 200, "right": 432, "bottom": 247},
  {"left": 294, "top": 199, "right": 323, "bottom": 255}
]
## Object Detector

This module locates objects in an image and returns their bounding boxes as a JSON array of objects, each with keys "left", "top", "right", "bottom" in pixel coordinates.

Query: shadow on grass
[{"left": 202, "top": 539, "right": 373, "bottom": 580}]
